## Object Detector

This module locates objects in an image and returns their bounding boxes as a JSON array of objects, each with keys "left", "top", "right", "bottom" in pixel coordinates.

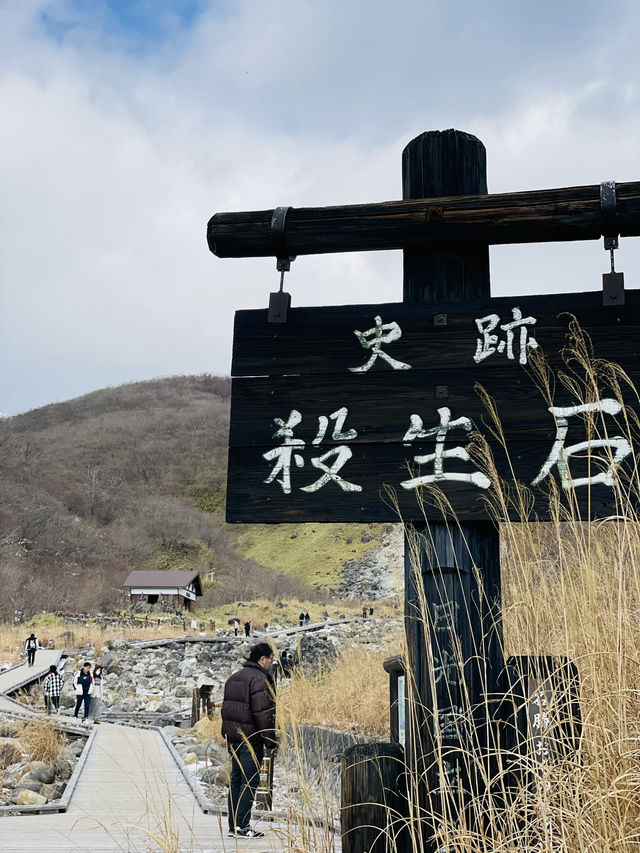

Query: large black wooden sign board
[{"left": 227, "top": 289, "right": 640, "bottom": 523}]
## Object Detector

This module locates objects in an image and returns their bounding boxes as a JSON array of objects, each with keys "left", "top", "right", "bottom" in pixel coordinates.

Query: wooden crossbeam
[{"left": 207, "top": 181, "right": 640, "bottom": 258}]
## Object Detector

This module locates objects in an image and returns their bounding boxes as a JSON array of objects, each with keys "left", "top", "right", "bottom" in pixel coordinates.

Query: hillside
[{"left": 0, "top": 376, "right": 399, "bottom": 619}]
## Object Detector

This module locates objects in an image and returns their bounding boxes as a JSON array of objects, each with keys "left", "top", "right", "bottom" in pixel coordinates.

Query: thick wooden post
[
  {"left": 341, "top": 743, "right": 407, "bottom": 853},
  {"left": 402, "top": 130, "right": 503, "bottom": 848}
]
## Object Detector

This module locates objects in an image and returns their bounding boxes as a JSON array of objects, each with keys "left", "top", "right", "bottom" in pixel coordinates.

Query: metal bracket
[
  {"left": 600, "top": 182, "right": 625, "bottom": 306},
  {"left": 271, "top": 206, "right": 292, "bottom": 259},
  {"left": 268, "top": 207, "right": 295, "bottom": 323},
  {"left": 600, "top": 181, "right": 619, "bottom": 249}
]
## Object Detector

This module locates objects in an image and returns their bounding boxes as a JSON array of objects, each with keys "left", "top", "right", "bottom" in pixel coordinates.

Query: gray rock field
[{"left": 57, "top": 616, "right": 401, "bottom": 719}]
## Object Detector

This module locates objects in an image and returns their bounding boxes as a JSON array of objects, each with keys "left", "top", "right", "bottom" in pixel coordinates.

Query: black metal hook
[
  {"left": 600, "top": 181, "right": 625, "bottom": 306},
  {"left": 268, "top": 206, "right": 295, "bottom": 322}
]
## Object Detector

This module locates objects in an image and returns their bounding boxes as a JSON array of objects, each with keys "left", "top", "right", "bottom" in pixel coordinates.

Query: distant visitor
[
  {"left": 74, "top": 661, "right": 95, "bottom": 723},
  {"left": 43, "top": 664, "right": 64, "bottom": 714},
  {"left": 24, "top": 633, "right": 39, "bottom": 667}
]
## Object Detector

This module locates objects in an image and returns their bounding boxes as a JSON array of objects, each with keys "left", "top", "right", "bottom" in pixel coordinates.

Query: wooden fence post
[{"left": 341, "top": 743, "right": 407, "bottom": 853}]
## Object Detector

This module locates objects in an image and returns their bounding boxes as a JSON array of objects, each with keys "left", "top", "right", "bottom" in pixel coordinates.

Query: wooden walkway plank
[{"left": 0, "top": 721, "right": 305, "bottom": 852}]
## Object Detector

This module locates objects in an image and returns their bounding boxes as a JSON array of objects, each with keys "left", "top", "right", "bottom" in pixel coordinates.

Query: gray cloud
[{"left": 1, "top": 0, "right": 639, "bottom": 414}]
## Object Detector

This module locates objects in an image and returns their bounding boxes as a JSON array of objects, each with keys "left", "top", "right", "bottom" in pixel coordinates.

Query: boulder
[
  {"left": 66, "top": 741, "right": 85, "bottom": 758},
  {"left": 25, "top": 761, "right": 56, "bottom": 784},
  {"left": 13, "top": 789, "right": 47, "bottom": 806},
  {"left": 53, "top": 758, "right": 73, "bottom": 781},
  {"left": 198, "top": 764, "right": 229, "bottom": 785},
  {"left": 182, "top": 751, "right": 199, "bottom": 765},
  {"left": 96, "top": 651, "right": 115, "bottom": 668},
  {"left": 14, "top": 773, "right": 42, "bottom": 793},
  {"left": 199, "top": 738, "right": 227, "bottom": 763},
  {"left": 180, "top": 657, "right": 199, "bottom": 678},
  {"left": 39, "top": 781, "right": 66, "bottom": 801}
]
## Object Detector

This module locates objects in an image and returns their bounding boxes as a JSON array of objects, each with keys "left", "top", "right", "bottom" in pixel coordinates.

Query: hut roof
[{"left": 123, "top": 570, "right": 203, "bottom": 597}]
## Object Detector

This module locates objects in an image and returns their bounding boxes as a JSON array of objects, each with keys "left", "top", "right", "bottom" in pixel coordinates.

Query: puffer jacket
[{"left": 221, "top": 661, "right": 277, "bottom": 748}]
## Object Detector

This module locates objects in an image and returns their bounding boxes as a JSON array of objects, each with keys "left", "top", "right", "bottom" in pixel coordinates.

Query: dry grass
[
  {"left": 277, "top": 646, "right": 393, "bottom": 738},
  {"left": 496, "top": 518, "right": 640, "bottom": 852},
  {"left": 17, "top": 719, "right": 65, "bottom": 765},
  {"left": 387, "top": 332, "right": 640, "bottom": 852},
  {"left": 0, "top": 618, "right": 189, "bottom": 666}
]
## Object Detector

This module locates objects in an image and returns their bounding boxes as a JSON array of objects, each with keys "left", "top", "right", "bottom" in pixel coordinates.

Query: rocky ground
[
  {"left": 338, "top": 525, "right": 403, "bottom": 600},
  {"left": 0, "top": 718, "right": 85, "bottom": 807},
  {"left": 1, "top": 616, "right": 399, "bottom": 818},
  {"left": 47, "top": 617, "right": 401, "bottom": 719}
]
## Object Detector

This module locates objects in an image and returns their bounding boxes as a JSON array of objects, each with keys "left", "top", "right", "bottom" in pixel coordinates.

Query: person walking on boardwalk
[
  {"left": 244, "top": 620, "right": 251, "bottom": 637},
  {"left": 298, "top": 611, "right": 305, "bottom": 627},
  {"left": 43, "top": 664, "right": 64, "bottom": 714},
  {"left": 73, "top": 661, "right": 94, "bottom": 723},
  {"left": 24, "top": 633, "right": 39, "bottom": 667},
  {"left": 90, "top": 665, "right": 105, "bottom": 719},
  {"left": 304, "top": 612, "right": 310, "bottom": 626},
  {"left": 221, "top": 642, "right": 278, "bottom": 839}
]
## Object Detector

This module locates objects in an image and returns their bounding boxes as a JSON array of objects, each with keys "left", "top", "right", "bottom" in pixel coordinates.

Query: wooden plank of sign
[
  {"left": 231, "top": 290, "right": 640, "bottom": 377},
  {"left": 228, "top": 368, "right": 640, "bottom": 447},
  {"left": 226, "top": 439, "right": 639, "bottom": 523},
  {"left": 208, "top": 181, "right": 640, "bottom": 258}
]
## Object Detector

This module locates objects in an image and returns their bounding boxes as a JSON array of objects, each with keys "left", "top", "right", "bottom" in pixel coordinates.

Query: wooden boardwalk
[
  {"left": 0, "top": 649, "right": 63, "bottom": 714},
  {"left": 0, "top": 721, "right": 301, "bottom": 851},
  {"left": 0, "top": 647, "right": 337, "bottom": 853}
]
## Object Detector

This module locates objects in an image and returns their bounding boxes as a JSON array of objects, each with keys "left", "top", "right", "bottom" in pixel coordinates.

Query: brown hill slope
[{"left": 0, "top": 375, "right": 314, "bottom": 617}]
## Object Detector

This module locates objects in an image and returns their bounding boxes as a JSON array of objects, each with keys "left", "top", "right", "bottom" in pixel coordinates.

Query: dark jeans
[
  {"left": 228, "top": 741, "right": 263, "bottom": 831},
  {"left": 74, "top": 694, "right": 91, "bottom": 719},
  {"left": 45, "top": 695, "right": 60, "bottom": 715},
  {"left": 27, "top": 649, "right": 36, "bottom": 665}
]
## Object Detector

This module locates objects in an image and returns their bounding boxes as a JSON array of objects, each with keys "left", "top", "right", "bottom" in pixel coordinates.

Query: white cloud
[{"left": 1, "top": 0, "right": 639, "bottom": 414}]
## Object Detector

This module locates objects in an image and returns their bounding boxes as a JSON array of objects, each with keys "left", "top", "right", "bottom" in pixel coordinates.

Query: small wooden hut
[{"left": 123, "top": 570, "right": 203, "bottom": 612}]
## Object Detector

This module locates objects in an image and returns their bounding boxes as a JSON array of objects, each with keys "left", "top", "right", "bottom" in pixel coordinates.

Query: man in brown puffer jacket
[{"left": 221, "top": 642, "right": 277, "bottom": 839}]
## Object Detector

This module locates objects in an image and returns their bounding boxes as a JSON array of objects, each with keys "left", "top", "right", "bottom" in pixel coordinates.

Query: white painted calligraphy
[
  {"left": 473, "top": 306, "right": 539, "bottom": 365},
  {"left": 440, "top": 758, "right": 460, "bottom": 788},
  {"left": 312, "top": 406, "right": 358, "bottom": 445},
  {"left": 434, "top": 705, "right": 463, "bottom": 744},
  {"left": 301, "top": 446, "right": 362, "bottom": 493},
  {"left": 431, "top": 601, "right": 460, "bottom": 632},
  {"left": 532, "top": 399, "right": 632, "bottom": 488},
  {"left": 349, "top": 315, "right": 411, "bottom": 373},
  {"left": 400, "top": 407, "right": 491, "bottom": 490},
  {"left": 433, "top": 649, "right": 457, "bottom": 686},
  {"left": 263, "top": 408, "right": 361, "bottom": 494},
  {"left": 263, "top": 410, "right": 305, "bottom": 494}
]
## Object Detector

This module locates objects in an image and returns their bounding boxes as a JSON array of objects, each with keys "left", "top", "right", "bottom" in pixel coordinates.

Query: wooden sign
[{"left": 227, "top": 289, "right": 640, "bottom": 523}]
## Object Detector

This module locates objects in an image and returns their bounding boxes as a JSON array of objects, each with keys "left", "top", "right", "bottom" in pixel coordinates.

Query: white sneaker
[{"left": 233, "top": 827, "right": 264, "bottom": 838}]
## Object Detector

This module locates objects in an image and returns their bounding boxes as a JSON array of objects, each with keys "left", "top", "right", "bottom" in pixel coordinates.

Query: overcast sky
[{"left": 1, "top": 0, "right": 639, "bottom": 415}]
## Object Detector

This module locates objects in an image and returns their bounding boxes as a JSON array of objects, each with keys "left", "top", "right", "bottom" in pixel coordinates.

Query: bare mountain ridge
[{"left": 0, "top": 376, "right": 397, "bottom": 619}]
